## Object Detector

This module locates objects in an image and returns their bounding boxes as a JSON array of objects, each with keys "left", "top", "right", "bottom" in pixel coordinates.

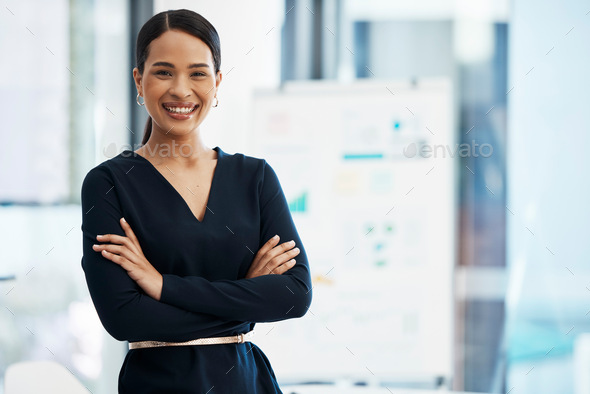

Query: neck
[{"left": 138, "top": 127, "right": 215, "bottom": 166}]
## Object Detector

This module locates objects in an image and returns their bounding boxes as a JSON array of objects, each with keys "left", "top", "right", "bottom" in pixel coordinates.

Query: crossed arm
[{"left": 81, "top": 161, "right": 313, "bottom": 341}]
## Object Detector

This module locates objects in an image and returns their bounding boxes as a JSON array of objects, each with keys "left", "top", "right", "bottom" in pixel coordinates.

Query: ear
[
  {"left": 214, "top": 70, "right": 222, "bottom": 93},
  {"left": 132, "top": 67, "right": 143, "bottom": 96}
]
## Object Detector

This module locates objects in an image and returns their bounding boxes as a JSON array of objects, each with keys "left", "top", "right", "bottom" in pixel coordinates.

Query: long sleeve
[
  {"left": 159, "top": 159, "right": 313, "bottom": 322},
  {"left": 80, "top": 166, "right": 242, "bottom": 342}
]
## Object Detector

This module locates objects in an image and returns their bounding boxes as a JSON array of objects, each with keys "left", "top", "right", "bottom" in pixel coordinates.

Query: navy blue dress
[{"left": 80, "top": 146, "right": 313, "bottom": 393}]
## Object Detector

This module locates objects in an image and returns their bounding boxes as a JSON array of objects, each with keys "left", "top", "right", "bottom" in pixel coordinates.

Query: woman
[{"left": 80, "top": 9, "right": 312, "bottom": 393}]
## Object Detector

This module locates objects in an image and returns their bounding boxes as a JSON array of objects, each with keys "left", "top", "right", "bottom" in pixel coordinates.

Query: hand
[
  {"left": 245, "top": 235, "right": 300, "bottom": 279},
  {"left": 92, "top": 217, "right": 163, "bottom": 301}
]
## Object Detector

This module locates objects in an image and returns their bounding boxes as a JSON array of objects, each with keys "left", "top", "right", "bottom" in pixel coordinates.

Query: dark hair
[{"left": 136, "top": 9, "right": 221, "bottom": 145}]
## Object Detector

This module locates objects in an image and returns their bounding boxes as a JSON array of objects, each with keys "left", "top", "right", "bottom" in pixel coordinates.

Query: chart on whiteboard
[{"left": 249, "top": 79, "right": 456, "bottom": 384}]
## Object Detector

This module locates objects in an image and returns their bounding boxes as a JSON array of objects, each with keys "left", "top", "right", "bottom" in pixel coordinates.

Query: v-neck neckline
[{"left": 122, "top": 146, "right": 224, "bottom": 224}]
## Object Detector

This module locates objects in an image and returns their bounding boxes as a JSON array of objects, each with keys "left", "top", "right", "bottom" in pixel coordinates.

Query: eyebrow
[{"left": 151, "top": 61, "right": 210, "bottom": 69}]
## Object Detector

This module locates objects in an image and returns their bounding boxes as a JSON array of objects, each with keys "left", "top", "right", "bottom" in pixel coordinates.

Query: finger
[
  {"left": 248, "top": 237, "right": 292, "bottom": 277},
  {"left": 96, "top": 233, "right": 139, "bottom": 255},
  {"left": 94, "top": 244, "right": 138, "bottom": 266},
  {"left": 287, "top": 247, "right": 301, "bottom": 258},
  {"left": 274, "top": 259, "right": 297, "bottom": 275},
  {"left": 261, "top": 239, "right": 295, "bottom": 261},
  {"left": 96, "top": 233, "right": 129, "bottom": 246},
  {"left": 262, "top": 241, "right": 297, "bottom": 267},
  {"left": 265, "top": 256, "right": 297, "bottom": 275},
  {"left": 120, "top": 217, "right": 143, "bottom": 254},
  {"left": 263, "top": 263, "right": 278, "bottom": 275},
  {"left": 100, "top": 250, "right": 134, "bottom": 272},
  {"left": 265, "top": 248, "right": 297, "bottom": 273},
  {"left": 257, "top": 235, "right": 281, "bottom": 257},
  {"left": 276, "top": 240, "right": 296, "bottom": 252}
]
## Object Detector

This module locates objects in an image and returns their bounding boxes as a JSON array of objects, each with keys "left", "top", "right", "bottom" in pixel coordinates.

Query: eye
[
  {"left": 155, "top": 70, "right": 172, "bottom": 76},
  {"left": 191, "top": 72, "right": 206, "bottom": 77}
]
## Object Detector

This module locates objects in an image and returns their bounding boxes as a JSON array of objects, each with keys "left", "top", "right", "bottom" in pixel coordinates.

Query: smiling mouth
[{"left": 162, "top": 103, "right": 198, "bottom": 114}]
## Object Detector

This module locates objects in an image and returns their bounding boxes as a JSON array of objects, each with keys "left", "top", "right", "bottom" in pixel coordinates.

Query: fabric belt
[{"left": 128, "top": 330, "right": 254, "bottom": 350}]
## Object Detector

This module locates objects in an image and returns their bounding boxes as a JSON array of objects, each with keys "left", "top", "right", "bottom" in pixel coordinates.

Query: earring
[
  {"left": 212, "top": 96, "right": 219, "bottom": 108},
  {"left": 136, "top": 93, "right": 145, "bottom": 106}
]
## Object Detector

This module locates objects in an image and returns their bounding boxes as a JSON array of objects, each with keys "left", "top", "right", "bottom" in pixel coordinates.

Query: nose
[{"left": 169, "top": 76, "right": 191, "bottom": 98}]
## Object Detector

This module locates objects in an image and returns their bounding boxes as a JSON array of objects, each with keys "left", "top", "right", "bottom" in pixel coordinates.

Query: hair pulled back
[{"left": 135, "top": 9, "right": 221, "bottom": 145}]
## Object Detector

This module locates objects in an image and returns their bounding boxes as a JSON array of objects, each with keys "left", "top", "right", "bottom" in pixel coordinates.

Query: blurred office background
[{"left": 1, "top": 0, "right": 589, "bottom": 393}]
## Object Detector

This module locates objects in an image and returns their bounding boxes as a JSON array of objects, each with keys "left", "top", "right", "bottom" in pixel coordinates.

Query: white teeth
[{"left": 164, "top": 106, "right": 195, "bottom": 114}]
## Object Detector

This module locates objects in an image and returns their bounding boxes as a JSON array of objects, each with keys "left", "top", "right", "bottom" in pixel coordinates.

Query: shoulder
[
  {"left": 218, "top": 148, "right": 282, "bottom": 192},
  {"left": 218, "top": 147, "right": 272, "bottom": 177},
  {"left": 81, "top": 151, "right": 136, "bottom": 190},
  {"left": 220, "top": 147, "right": 264, "bottom": 167}
]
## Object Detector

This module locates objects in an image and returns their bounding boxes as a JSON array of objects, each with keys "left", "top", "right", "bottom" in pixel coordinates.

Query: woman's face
[{"left": 133, "top": 29, "right": 221, "bottom": 140}]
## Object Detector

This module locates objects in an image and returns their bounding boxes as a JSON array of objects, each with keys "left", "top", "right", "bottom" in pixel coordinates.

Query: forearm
[
  {"left": 158, "top": 159, "right": 313, "bottom": 322},
  {"left": 81, "top": 166, "right": 246, "bottom": 342},
  {"left": 160, "top": 264, "right": 312, "bottom": 322},
  {"left": 82, "top": 248, "right": 244, "bottom": 342}
]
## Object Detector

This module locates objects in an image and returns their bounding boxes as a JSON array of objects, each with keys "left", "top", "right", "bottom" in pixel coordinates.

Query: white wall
[{"left": 0, "top": 0, "right": 69, "bottom": 203}]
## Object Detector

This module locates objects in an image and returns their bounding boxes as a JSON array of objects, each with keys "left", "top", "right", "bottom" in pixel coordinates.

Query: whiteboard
[{"left": 249, "top": 79, "right": 456, "bottom": 385}]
